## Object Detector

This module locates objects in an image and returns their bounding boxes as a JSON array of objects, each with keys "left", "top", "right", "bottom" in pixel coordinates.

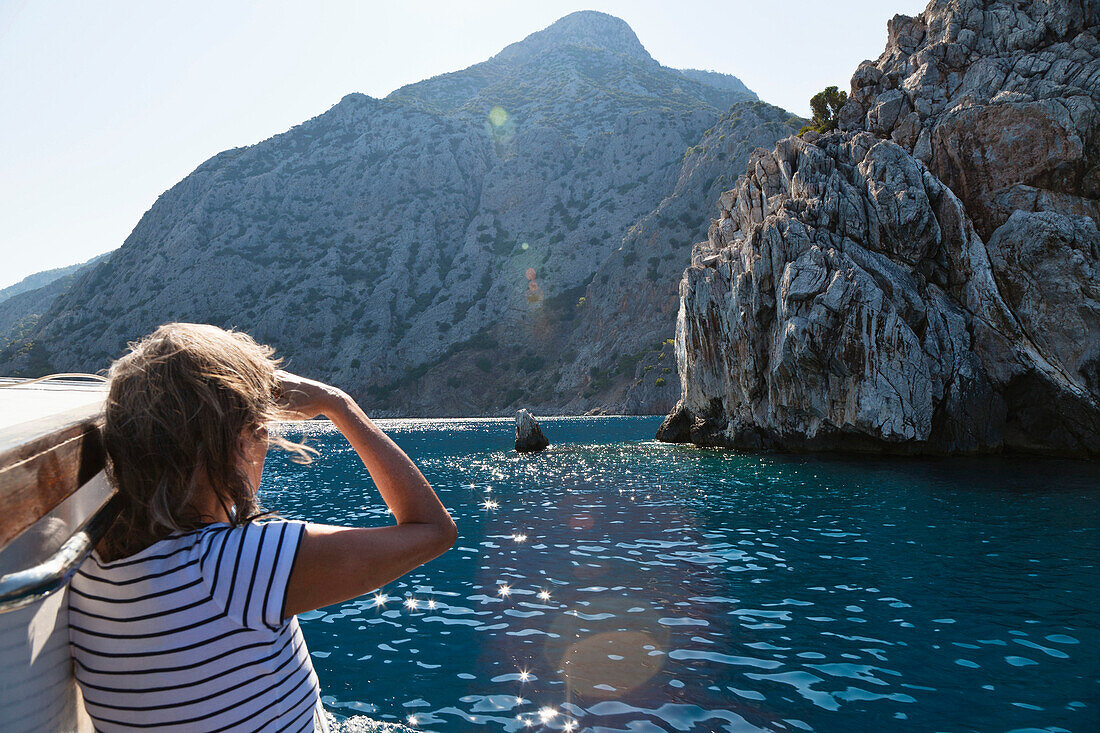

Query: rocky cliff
[
  {"left": 658, "top": 0, "right": 1100, "bottom": 456},
  {"left": 566, "top": 102, "right": 801, "bottom": 415},
  {"left": 0, "top": 12, "right": 794, "bottom": 415}
]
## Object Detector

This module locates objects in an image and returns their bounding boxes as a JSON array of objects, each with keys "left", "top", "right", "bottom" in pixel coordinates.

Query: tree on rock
[{"left": 799, "top": 86, "right": 847, "bottom": 136}]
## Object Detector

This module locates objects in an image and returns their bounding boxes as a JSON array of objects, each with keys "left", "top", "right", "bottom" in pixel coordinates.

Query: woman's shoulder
[
  {"left": 196, "top": 518, "right": 307, "bottom": 548},
  {"left": 196, "top": 518, "right": 307, "bottom": 569},
  {"left": 196, "top": 518, "right": 308, "bottom": 630}
]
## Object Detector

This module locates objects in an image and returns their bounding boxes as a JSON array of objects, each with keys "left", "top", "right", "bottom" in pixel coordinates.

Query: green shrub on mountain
[{"left": 798, "top": 86, "right": 847, "bottom": 135}]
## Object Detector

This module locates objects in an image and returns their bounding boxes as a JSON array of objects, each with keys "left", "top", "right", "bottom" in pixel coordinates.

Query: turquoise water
[{"left": 261, "top": 417, "right": 1100, "bottom": 732}]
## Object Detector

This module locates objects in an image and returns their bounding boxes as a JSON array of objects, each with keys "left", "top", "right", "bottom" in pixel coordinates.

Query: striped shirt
[{"left": 69, "top": 520, "right": 325, "bottom": 732}]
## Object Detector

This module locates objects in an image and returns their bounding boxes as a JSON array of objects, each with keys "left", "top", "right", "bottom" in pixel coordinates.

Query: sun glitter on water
[{"left": 268, "top": 416, "right": 1100, "bottom": 733}]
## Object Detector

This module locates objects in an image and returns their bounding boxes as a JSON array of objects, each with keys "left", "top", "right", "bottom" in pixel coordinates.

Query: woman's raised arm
[{"left": 278, "top": 373, "right": 457, "bottom": 617}]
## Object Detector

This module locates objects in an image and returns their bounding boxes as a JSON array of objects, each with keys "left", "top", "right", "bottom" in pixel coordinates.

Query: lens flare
[{"left": 489, "top": 106, "right": 509, "bottom": 127}]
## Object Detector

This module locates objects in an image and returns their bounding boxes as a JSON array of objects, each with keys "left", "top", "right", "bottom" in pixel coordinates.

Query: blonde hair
[{"left": 100, "top": 323, "right": 311, "bottom": 560}]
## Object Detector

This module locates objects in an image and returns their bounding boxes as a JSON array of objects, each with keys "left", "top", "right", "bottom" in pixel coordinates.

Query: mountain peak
[{"left": 493, "top": 11, "right": 651, "bottom": 64}]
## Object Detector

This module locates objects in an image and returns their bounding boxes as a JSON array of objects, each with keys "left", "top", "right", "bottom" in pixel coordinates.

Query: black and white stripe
[{"left": 69, "top": 520, "right": 324, "bottom": 732}]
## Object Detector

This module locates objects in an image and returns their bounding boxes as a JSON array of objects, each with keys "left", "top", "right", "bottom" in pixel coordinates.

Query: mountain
[
  {"left": 563, "top": 101, "right": 799, "bottom": 415},
  {"left": 0, "top": 255, "right": 104, "bottom": 305},
  {"left": 0, "top": 253, "right": 109, "bottom": 350},
  {"left": 658, "top": 0, "right": 1100, "bottom": 456},
  {"left": 675, "top": 69, "right": 756, "bottom": 101},
  {"left": 0, "top": 11, "right": 797, "bottom": 416}
]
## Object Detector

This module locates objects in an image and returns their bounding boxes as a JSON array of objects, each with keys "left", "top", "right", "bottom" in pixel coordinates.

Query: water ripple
[{"left": 262, "top": 417, "right": 1100, "bottom": 732}]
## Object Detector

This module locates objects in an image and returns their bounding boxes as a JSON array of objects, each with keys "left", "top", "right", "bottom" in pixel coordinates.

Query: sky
[{"left": 0, "top": 0, "right": 927, "bottom": 289}]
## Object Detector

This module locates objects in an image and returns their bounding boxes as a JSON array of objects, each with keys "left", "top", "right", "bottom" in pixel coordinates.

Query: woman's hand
[{"left": 274, "top": 370, "right": 346, "bottom": 420}]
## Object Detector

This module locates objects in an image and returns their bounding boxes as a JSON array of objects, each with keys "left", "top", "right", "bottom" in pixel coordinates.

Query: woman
[{"left": 68, "top": 322, "right": 457, "bottom": 731}]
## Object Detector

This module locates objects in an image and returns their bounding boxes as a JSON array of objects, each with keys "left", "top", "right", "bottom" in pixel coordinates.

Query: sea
[{"left": 259, "top": 416, "right": 1100, "bottom": 732}]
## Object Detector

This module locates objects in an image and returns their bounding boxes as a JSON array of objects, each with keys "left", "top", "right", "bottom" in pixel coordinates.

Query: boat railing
[
  {"left": 0, "top": 494, "right": 119, "bottom": 614},
  {"left": 0, "top": 377, "right": 111, "bottom": 732}
]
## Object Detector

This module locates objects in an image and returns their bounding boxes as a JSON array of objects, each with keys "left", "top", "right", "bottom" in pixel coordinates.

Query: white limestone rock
[
  {"left": 658, "top": 0, "right": 1100, "bottom": 456},
  {"left": 515, "top": 409, "right": 550, "bottom": 452}
]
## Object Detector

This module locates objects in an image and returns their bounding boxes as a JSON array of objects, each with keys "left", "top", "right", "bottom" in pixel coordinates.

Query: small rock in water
[{"left": 515, "top": 409, "right": 550, "bottom": 453}]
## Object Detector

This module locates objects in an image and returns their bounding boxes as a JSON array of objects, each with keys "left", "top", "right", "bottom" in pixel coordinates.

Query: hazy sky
[{"left": 0, "top": 0, "right": 926, "bottom": 288}]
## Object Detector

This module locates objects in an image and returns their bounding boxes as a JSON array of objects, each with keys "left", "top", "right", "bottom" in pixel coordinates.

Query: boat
[{"left": 0, "top": 376, "right": 114, "bottom": 731}]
